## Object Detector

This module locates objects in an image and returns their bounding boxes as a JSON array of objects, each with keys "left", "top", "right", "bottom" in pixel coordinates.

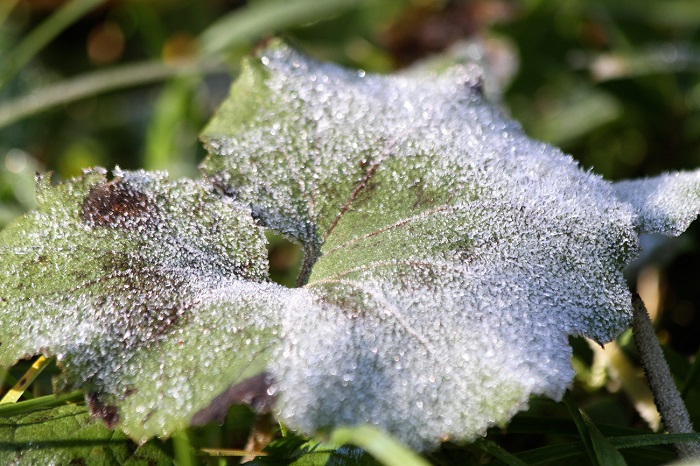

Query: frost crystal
[
  {"left": 200, "top": 42, "right": 640, "bottom": 448},
  {"left": 614, "top": 170, "right": 700, "bottom": 236}
]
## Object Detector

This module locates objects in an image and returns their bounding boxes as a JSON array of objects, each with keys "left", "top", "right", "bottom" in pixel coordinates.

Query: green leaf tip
[{"left": 614, "top": 170, "right": 700, "bottom": 236}]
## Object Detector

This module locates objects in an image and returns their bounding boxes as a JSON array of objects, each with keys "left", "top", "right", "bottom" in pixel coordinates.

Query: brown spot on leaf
[
  {"left": 123, "top": 386, "right": 138, "bottom": 397},
  {"left": 87, "top": 392, "right": 120, "bottom": 428},
  {"left": 190, "top": 372, "right": 276, "bottom": 426},
  {"left": 82, "top": 180, "right": 157, "bottom": 230}
]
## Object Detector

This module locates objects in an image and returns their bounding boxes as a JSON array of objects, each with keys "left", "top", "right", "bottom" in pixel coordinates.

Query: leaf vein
[
  {"left": 323, "top": 203, "right": 466, "bottom": 257},
  {"left": 312, "top": 278, "right": 435, "bottom": 354}
]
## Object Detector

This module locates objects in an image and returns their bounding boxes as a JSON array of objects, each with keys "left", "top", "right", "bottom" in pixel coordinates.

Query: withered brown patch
[
  {"left": 87, "top": 392, "right": 120, "bottom": 428},
  {"left": 190, "top": 372, "right": 275, "bottom": 426},
  {"left": 81, "top": 180, "right": 157, "bottom": 230}
]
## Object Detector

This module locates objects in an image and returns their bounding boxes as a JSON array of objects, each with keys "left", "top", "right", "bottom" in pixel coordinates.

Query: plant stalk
[{"left": 632, "top": 293, "right": 700, "bottom": 458}]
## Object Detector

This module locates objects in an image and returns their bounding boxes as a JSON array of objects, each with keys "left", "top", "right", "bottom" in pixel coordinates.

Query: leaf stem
[
  {"left": 632, "top": 293, "right": 700, "bottom": 458},
  {"left": 0, "top": 355, "right": 50, "bottom": 404},
  {"left": 295, "top": 244, "right": 319, "bottom": 287}
]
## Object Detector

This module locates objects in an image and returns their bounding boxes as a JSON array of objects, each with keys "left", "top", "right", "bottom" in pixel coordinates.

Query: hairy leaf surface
[
  {"left": 614, "top": 170, "right": 700, "bottom": 236},
  {"left": 200, "top": 42, "right": 640, "bottom": 448},
  {"left": 0, "top": 169, "right": 287, "bottom": 441},
  {"left": 4, "top": 41, "right": 690, "bottom": 451}
]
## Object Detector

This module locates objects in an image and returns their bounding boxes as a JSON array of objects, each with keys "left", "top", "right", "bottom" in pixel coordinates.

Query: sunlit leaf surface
[
  {"left": 614, "top": 171, "right": 700, "bottom": 236},
  {"left": 6, "top": 40, "right": 697, "bottom": 451},
  {"left": 0, "top": 169, "right": 284, "bottom": 441},
  {"left": 200, "top": 42, "right": 640, "bottom": 448}
]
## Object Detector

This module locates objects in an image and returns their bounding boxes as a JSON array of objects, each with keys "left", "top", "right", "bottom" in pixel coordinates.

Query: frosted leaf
[
  {"left": 201, "top": 42, "right": 640, "bottom": 449},
  {"left": 0, "top": 169, "right": 290, "bottom": 441},
  {"left": 614, "top": 170, "right": 700, "bottom": 236}
]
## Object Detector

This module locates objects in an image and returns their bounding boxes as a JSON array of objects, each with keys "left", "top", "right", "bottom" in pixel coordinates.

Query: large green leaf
[
  {"left": 199, "top": 42, "right": 640, "bottom": 449},
  {"left": 5, "top": 41, "right": 697, "bottom": 452},
  {"left": 0, "top": 403, "right": 170, "bottom": 465},
  {"left": 0, "top": 169, "right": 288, "bottom": 441}
]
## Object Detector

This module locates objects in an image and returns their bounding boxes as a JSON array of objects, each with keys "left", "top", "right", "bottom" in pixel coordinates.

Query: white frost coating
[
  {"left": 0, "top": 169, "right": 289, "bottom": 440},
  {"left": 202, "top": 43, "right": 642, "bottom": 449},
  {"left": 614, "top": 170, "right": 700, "bottom": 236}
]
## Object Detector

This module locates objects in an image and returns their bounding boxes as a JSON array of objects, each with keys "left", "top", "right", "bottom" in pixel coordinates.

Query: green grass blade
[
  {"left": 0, "top": 355, "right": 50, "bottom": 404},
  {"left": 0, "top": 391, "right": 83, "bottom": 417},
  {"left": 0, "top": 0, "right": 106, "bottom": 88},
  {"left": 473, "top": 438, "right": 530, "bottom": 466},
  {"left": 199, "top": 0, "right": 362, "bottom": 56},
  {"left": 0, "top": 59, "right": 225, "bottom": 130},
  {"left": 612, "top": 432, "right": 700, "bottom": 449},
  {"left": 563, "top": 391, "right": 628, "bottom": 466},
  {"left": 492, "top": 442, "right": 586, "bottom": 466},
  {"left": 143, "top": 76, "right": 197, "bottom": 175},
  {"left": 330, "top": 425, "right": 431, "bottom": 466},
  {"left": 173, "top": 429, "right": 197, "bottom": 466}
]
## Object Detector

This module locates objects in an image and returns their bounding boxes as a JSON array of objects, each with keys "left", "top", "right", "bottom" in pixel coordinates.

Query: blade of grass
[
  {"left": 563, "top": 391, "right": 628, "bottom": 466},
  {"left": 473, "top": 438, "right": 530, "bottom": 466},
  {"left": 491, "top": 442, "right": 586, "bottom": 466},
  {"left": 199, "top": 448, "right": 268, "bottom": 457},
  {"left": 143, "top": 76, "right": 197, "bottom": 174},
  {"left": 0, "top": 0, "right": 106, "bottom": 88},
  {"left": 612, "top": 432, "right": 700, "bottom": 449},
  {"left": 330, "top": 425, "right": 431, "bottom": 466},
  {"left": 199, "top": 0, "right": 362, "bottom": 56},
  {"left": 0, "top": 372, "right": 34, "bottom": 400},
  {"left": 0, "top": 355, "right": 50, "bottom": 404},
  {"left": 173, "top": 430, "right": 197, "bottom": 466},
  {"left": 0, "top": 390, "right": 83, "bottom": 417},
  {"left": 0, "top": 59, "right": 227, "bottom": 130}
]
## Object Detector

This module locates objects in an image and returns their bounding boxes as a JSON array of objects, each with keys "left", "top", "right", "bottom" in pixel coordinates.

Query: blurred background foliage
[{"left": 2, "top": 0, "right": 700, "bottom": 464}]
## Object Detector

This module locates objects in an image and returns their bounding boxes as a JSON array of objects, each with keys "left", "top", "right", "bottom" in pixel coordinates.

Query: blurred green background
[{"left": 2, "top": 0, "right": 700, "bottom": 463}]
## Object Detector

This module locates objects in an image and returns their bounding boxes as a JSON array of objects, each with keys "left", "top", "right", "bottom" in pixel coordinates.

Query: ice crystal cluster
[
  {"left": 615, "top": 171, "right": 700, "bottom": 236},
  {"left": 1, "top": 41, "right": 699, "bottom": 450}
]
